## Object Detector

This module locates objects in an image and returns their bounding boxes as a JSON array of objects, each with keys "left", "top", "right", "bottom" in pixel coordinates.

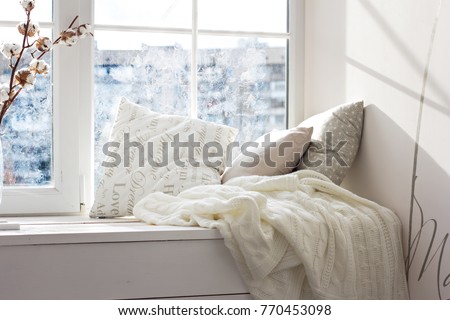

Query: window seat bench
[{"left": 0, "top": 216, "right": 250, "bottom": 300}]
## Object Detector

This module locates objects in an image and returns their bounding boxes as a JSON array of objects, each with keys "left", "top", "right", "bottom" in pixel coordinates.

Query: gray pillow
[
  {"left": 222, "top": 126, "right": 313, "bottom": 183},
  {"left": 296, "top": 101, "right": 364, "bottom": 185}
]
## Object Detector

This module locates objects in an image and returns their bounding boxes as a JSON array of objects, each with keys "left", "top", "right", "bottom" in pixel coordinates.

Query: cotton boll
[
  {"left": 29, "top": 59, "right": 50, "bottom": 75},
  {"left": 77, "top": 24, "right": 92, "bottom": 39},
  {"left": 29, "top": 22, "right": 40, "bottom": 37},
  {"left": 36, "top": 37, "right": 53, "bottom": 52},
  {"left": 17, "top": 21, "right": 40, "bottom": 37},
  {"left": 60, "top": 29, "right": 78, "bottom": 46},
  {"left": 1, "top": 43, "right": 22, "bottom": 59},
  {"left": 17, "top": 22, "right": 27, "bottom": 35},
  {"left": 14, "top": 68, "right": 36, "bottom": 90},
  {"left": 20, "top": 0, "right": 35, "bottom": 11}
]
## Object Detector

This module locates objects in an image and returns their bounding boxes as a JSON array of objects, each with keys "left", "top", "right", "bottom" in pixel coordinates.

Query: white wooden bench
[{"left": 0, "top": 217, "right": 250, "bottom": 299}]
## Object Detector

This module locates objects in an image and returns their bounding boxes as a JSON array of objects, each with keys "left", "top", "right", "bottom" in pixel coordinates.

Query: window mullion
[
  {"left": 198, "top": 29, "right": 289, "bottom": 38},
  {"left": 93, "top": 24, "right": 192, "bottom": 35},
  {"left": 78, "top": 0, "right": 95, "bottom": 211},
  {"left": 51, "top": 0, "right": 81, "bottom": 212}
]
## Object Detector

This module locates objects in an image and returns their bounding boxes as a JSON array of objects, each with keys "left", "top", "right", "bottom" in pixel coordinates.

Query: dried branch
[{"left": 0, "top": 4, "right": 92, "bottom": 127}]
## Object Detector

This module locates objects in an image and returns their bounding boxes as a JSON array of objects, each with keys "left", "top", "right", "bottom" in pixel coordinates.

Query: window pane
[
  {"left": 0, "top": 0, "right": 52, "bottom": 23},
  {"left": 0, "top": 27, "right": 53, "bottom": 186},
  {"left": 95, "top": 0, "right": 191, "bottom": 28},
  {"left": 94, "top": 31, "right": 191, "bottom": 184},
  {"left": 198, "top": 0, "right": 287, "bottom": 33},
  {"left": 197, "top": 36, "right": 286, "bottom": 143}
]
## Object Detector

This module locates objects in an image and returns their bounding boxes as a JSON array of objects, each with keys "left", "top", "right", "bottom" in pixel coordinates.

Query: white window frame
[
  {"left": 0, "top": 0, "right": 82, "bottom": 215},
  {"left": 1, "top": 0, "right": 304, "bottom": 215}
]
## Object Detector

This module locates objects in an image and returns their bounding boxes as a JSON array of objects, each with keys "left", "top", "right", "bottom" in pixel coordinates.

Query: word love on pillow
[{"left": 90, "top": 98, "right": 238, "bottom": 218}]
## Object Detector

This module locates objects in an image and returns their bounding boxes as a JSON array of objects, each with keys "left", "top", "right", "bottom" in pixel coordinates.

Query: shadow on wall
[
  {"left": 343, "top": 104, "right": 450, "bottom": 299},
  {"left": 359, "top": 0, "right": 450, "bottom": 110},
  {"left": 359, "top": 0, "right": 450, "bottom": 109},
  {"left": 345, "top": 57, "right": 450, "bottom": 118}
]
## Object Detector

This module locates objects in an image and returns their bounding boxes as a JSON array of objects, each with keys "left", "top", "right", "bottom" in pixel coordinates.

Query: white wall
[{"left": 304, "top": 0, "right": 450, "bottom": 299}]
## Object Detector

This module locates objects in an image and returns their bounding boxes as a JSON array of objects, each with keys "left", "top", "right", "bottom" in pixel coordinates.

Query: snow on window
[{"left": 0, "top": 46, "right": 52, "bottom": 186}]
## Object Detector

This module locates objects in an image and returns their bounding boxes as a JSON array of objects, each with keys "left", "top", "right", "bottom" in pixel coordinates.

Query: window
[
  {"left": 0, "top": 3, "right": 53, "bottom": 186},
  {"left": 0, "top": 0, "right": 304, "bottom": 215},
  {"left": 0, "top": 1, "right": 80, "bottom": 214}
]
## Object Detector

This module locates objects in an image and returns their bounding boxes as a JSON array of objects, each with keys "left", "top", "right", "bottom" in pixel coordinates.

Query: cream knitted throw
[{"left": 133, "top": 170, "right": 409, "bottom": 299}]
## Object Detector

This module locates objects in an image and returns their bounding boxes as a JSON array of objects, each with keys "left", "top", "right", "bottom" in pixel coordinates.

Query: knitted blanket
[{"left": 133, "top": 170, "right": 409, "bottom": 299}]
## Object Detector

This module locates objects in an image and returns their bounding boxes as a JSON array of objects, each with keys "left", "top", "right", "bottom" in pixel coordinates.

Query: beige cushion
[
  {"left": 90, "top": 98, "right": 238, "bottom": 218},
  {"left": 297, "top": 101, "right": 364, "bottom": 185},
  {"left": 222, "top": 126, "right": 313, "bottom": 183}
]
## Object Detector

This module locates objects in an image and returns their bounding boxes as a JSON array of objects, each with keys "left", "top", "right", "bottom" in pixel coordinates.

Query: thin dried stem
[{"left": 8, "top": 11, "right": 31, "bottom": 91}]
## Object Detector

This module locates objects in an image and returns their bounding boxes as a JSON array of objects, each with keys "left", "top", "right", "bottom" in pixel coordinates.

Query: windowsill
[{"left": 0, "top": 215, "right": 222, "bottom": 246}]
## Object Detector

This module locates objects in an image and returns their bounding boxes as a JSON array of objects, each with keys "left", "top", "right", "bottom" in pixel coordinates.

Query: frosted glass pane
[
  {"left": 95, "top": 0, "right": 191, "bottom": 28},
  {"left": 0, "top": 38, "right": 53, "bottom": 186},
  {"left": 197, "top": 37, "right": 286, "bottom": 143},
  {"left": 0, "top": 0, "right": 52, "bottom": 23},
  {"left": 198, "top": 0, "right": 287, "bottom": 33},
  {"left": 94, "top": 31, "right": 191, "bottom": 184}
]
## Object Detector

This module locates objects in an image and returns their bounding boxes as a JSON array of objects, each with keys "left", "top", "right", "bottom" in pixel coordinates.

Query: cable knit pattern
[{"left": 133, "top": 170, "right": 409, "bottom": 300}]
